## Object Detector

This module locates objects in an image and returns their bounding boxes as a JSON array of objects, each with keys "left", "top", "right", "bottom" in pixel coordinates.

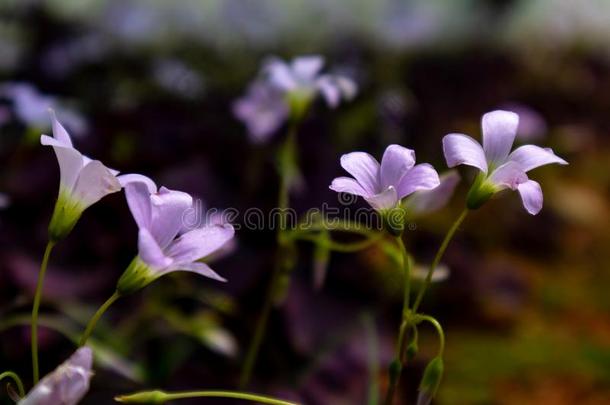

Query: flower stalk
[
  {"left": 79, "top": 291, "right": 122, "bottom": 347},
  {"left": 115, "top": 389, "right": 299, "bottom": 405},
  {"left": 0, "top": 370, "right": 26, "bottom": 398}
]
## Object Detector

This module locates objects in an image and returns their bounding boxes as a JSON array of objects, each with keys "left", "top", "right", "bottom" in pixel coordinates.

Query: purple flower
[
  {"left": 329, "top": 144, "right": 440, "bottom": 211},
  {"left": 116, "top": 174, "right": 234, "bottom": 295},
  {"left": 41, "top": 110, "right": 121, "bottom": 241},
  {"left": 232, "top": 80, "right": 289, "bottom": 143},
  {"left": 405, "top": 170, "right": 461, "bottom": 216},
  {"left": 443, "top": 110, "right": 568, "bottom": 215},
  {"left": 19, "top": 347, "right": 93, "bottom": 405}
]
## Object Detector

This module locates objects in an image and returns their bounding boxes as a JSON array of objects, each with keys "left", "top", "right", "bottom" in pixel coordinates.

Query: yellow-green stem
[
  {"left": 31, "top": 240, "right": 55, "bottom": 384},
  {"left": 0, "top": 371, "right": 26, "bottom": 398},
  {"left": 79, "top": 291, "right": 121, "bottom": 347},
  {"left": 115, "top": 389, "right": 299, "bottom": 405},
  {"left": 416, "top": 315, "right": 445, "bottom": 355}
]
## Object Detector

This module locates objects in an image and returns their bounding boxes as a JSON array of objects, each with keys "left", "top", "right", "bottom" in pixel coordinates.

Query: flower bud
[
  {"left": 115, "top": 390, "right": 168, "bottom": 404},
  {"left": 48, "top": 190, "right": 85, "bottom": 242},
  {"left": 389, "top": 359, "right": 402, "bottom": 382},
  {"left": 416, "top": 356, "right": 444, "bottom": 405},
  {"left": 116, "top": 257, "right": 157, "bottom": 296},
  {"left": 405, "top": 336, "right": 419, "bottom": 362}
]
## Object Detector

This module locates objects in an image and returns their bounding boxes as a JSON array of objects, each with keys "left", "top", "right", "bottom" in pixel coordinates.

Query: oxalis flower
[
  {"left": 19, "top": 347, "right": 93, "bottom": 405},
  {"left": 442, "top": 110, "right": 568, "bottom": 214},
  {"left": 41, "top": 110, "right": 120, "bottom": 241},
  {"left": 116, "top": 175, "right": 234, "bottom": 295}
]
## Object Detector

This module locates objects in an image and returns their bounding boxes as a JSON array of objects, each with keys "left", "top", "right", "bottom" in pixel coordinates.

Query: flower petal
[
  {"left": 329, "top": 176, "right": 369, "bottom": 197},
  {"left": 507, "top": 145, "right": 568, "bottom": 173},
  {"left": 517, "top": 179, "right": 543, "bottom": 215},
  {"left": 118, "top": 173, "right": 157, "bottom": 193},
  {"left": 442, "top": 133, "right": 488, "bottom": 173},
  {"left": 482, "top": 110, "right": 519, "bottom": 163},
  {"left": 138, "top": 228, "right": 173, "bottom": 270},
  {"left": 41, "top": 135, "right": 84, "bottom": 191},
  {"left": 166, "top": 223, "right": 235, "bottom": 265},
  {"left": 122, "top": 177, "right": 156, "bottom": 230},
  {"left": 150, "top": 187, "right": 193, "bottom": 249},
  {"left": 49, "top": 109, "right": 73, "bottom": 146},
  {"left": 407, "top": 170, "right": 460, "bottom": 215},
  {"left": 291, "top": 55, "right": 324, "bottom": 81},
  {"left": 339, "top": 152, "right": 380, "bottom": 195},
  {"left": 396, "top": 163, "right": 440, "bottom": 199},
  {"left": 364, "top": 186, "right": 398, "bottom": 211},
  {"left": 71, "top": 160, "right": 121, "bottom": 209},
  {"left": 488, "top": 161, "right": 528, "bottom": 190},
  {"left": 316, "top": 76, "right": 341, "bottom": 107},
  {"left": 165, "top": 261, "right": 227, "bottom": 282},
  {"left": 265, "top": 58, "right": 297, "bottom": 91},
  {"left": 380, "top": 144, "right": 416, "bottom": 189}
]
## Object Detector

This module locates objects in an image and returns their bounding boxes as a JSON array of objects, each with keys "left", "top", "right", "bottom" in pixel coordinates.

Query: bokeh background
[{"left": 1, "top": 1, "right": 610, "bottom": 404}]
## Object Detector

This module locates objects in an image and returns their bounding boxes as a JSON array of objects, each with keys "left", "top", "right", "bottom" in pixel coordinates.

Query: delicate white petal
[
  {"left": 339, "top": 152, "right": 380, "bottom": 195},
  {"left": 442, "top": 133, "right": 488, "bottom": 173},
  {"left": 150, "top": 187, "right": 193, "bottom": 249},
  {"left": 291, "top": 55, "right": 324, "bottom": 81},
  {"left": 517, "top": 179, "right": 543, "bottom": 215},
  {"left": 488, "top": 161, "right": 528, "bottom": 190},
  {"left": 118, "top": 173, "right": 157, "bottom": 193},
  {"left": 364, "top": 186, "right": 398, "bottom": 211},
  {"left": 138, "top": 228, "right": 172, "bottom": 270},
  {"left": 41, "top": 136, "right": 84, "bottom": 192},
  {"left": 380, "top": 144, "right": 416, "bottom": 189},
  {"left": 71, "top": 160, "right": 121, "bottom": 209},
  {"left": 507, "top": 145, "right": 568, "bottom": 173},
  {"left": 482, "top": 110, "right": 519, "bottom": 163},
  {"left": 329, "top": 177, "right": 370, "bottom": 197},
  {"left": 165, "top": 261, "right": 227, "bottom": 282},
  {"left": 166, "top": 223, "right": 235, "bottom": 265},
  {"left": 49, "top": 109, "right": 73, "bottom": 146},
  {"left": 396, "top": 163, "right": 440, "bottom": 199},
  {"left": 407, "top": 170, "right": 460, "bottom": 215}
]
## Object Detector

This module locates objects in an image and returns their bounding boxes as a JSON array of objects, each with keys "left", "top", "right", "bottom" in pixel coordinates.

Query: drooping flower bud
[
  {"left": 115, "top": 390, "right": 168, "bottom": 404},
  {"left": 416, "top": 356, "right": 444, "bottom": 405}
]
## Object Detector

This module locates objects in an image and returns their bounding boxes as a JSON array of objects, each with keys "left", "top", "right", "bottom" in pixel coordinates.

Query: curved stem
[
  {"left": 31, "top": 240, "right": 55, "bottom": 384},
  {"left": 115, "top": 390, "right": 299, "bottom": 405},
  {"left": 79, "top": 291, "right": 121, "bottom": 347},
  {"left": 0, "top": 371, "right": 26, "bottom": 398},
  {"left": 412, "top": 209, "right": 468, "bottom": 313},
  {"left": 415, "top": 315, "right": 445, "bottom": 356},
  {"left": 293, "top": 232, "right": 383, "bottom": 253}
]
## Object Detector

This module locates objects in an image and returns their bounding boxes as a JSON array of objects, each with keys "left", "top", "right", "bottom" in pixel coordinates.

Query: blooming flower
[
  {"left": 404, "top": 170, "right": 460, "bottom": 216},
  {"left": 19, "top": 347, "right": 93, "bottom": 405},
  {"left": 116, "top": 174, "right": 234, "bottom": 295},
  {"left": 329, "top": 144, "right": 440, "bottom": 211},
  {"left": 42, "top": 110, "right": 121, "bottom": 241},
  {"left": 442, "top": 110, "right": 568, "bottom": 215}
]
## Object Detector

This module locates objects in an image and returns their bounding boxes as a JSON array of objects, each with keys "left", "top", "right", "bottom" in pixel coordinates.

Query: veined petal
[
  {"left": 339, "top": 152, "right": 380, "bottom": 195},
  {"left": 442, "top": 133, "right": 487, "bottom": 173},
  {"left": 488, "top": 161, "right": 528, "bottom": 190},
  {"left": 517, "top": 179, "right": 543, "bottom": 215},
  {"left": 150, "top": 187, "right": 193, "bottom": 249},
  {"left": 329, "top": 176, "right": 370, "bottom": 197},
  {"left": 166, "top": 223, "right": 235, "bottom": 265},
  {"left": 364, "top": 186, "right": 398, "bottom": 211},
  {"left": 138, "top": 228, "right": 173, "bottom": 270},
  {"left": 49, "top": 109, "right": 73, "bottom": 146},
  {"left": 164, "top": 261, "right": 227, "bottom": 282},
  {"left": 292, "top": 55, "right": 324, "bottom": 81},
  {"left": 380, "top": 144, "right": 416, "bottom": 189},
  {"left": 482, "top": 110, "right": 519, "bottom": 163},
  {"left": 71, "top": 160, "right": 121, "bottom": 209},
  {"left": 507, "top": 145, "right": 568, "bottom": 173},
  {"left": 396, "top": 163, "right": 440, "bottom": 199},
  {"left": 41, "top": 135, "right": 84, "bottom": 191},
  {"left": 407, "top": 170, "right": 460, "bottom": 215}
]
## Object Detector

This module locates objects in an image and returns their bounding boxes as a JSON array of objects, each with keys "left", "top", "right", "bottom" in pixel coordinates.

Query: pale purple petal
[
  {"left": 380, "top": 144, "right": 416, "bottom": 189},
  {"left": 138, "top": 228, "right": 173, "bottom": 270},
  {"left": 165, "top": 261, "right": 227, "bottom": 282},
  {"left": 118, "top": 173, "right": 157, "bottom": 193},
  {"left": 316, "top": 76, "right": 341, "bottom": 107},
  {"left": 488, "top": 161, "right": 528, "bottom": 190},
  {"left": 71, "top": 160, "right": 121, "bottom": 209},
  {"left": 265, "top": 58, "right": 297, "bottom": 91},
  {"left": 339, "top": 152, "right": 380, "bottom": 194},
  {"left": 291, "top": 55, "right": 324, "bottom": 81},
  {"left": 329, "top": 176, "right": 369, "bottom": 197},
  {"left": 396, "top": 163, "right": 440, "bottom": 199},
  {"left": 364, "top": 186, "right": 398, "bottom": 211},
  {"left": 41, "top": 135, "right": 83, "bottom": 191},
  {"left": 481, "top": 110, "right": 519, "bottom": 163},
  {"left": 442, "top": 133, "right": 487, "bottom": 173},
  {"left": 507, "top": 145, "right": 568, "bottom": 173},
  {"left": 123, "top": 180, "right": 155, "bottom": 230},
  {"left": 407, "top": 170, "right": 460, "bottom": 215},
  {"left": 49, "top": 109, "right": 73, "bottom": 146},
  {"left": 166, "top": 223, "right": 235, "bottom": 265},
  {"left": 517, "top": 179, "right": 543, "bottom": 215},
  {"left": 335, "top": 76, "right": 357, "bottom": 100},
  {"left": 150, "top": 187, "right": 193, "bottom": 249}
]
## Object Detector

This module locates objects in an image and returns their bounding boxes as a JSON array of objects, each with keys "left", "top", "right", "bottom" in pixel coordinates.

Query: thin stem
[
  {"left": 292, "top": 232, "right": 383, "bottom": 253},
  {"left": 415, "top": 315, "right": 445, "bottom": 355},
  {"left": 79, "top": 291, "right": 121, "bottom": 347},
  {"left": 115, "top": 390, "right": 299, "bottom": 405},
  {"left": 0, "top": 371, "right": 26, "bottom": 398},
  {"left": 412, "top": 209, "right": 468, "bottom": 313},
  {"left": 31, "top": 240, "right": 55, "bottom": 384},
  {"left": 362, "top": 313, "right": 380, "bottom": 405}
]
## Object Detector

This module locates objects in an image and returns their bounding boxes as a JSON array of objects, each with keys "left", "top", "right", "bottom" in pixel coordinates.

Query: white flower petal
[
  {"left": 442, "top": 133, "right": 488, "bottom": 173},
  {"left": 508, "top": 145, "right": 568, "bottom": 173},
  {"left": 482, "top": 110, "right": 519, "bottom": 163},
  {"left": 71, "top": 160, "right": 121, "bottom": 209},
  {"left": 517, "top": 179, "right": 543, "bottom": 215},
  {"left": 41, "top": 135, "right": 84, "bottom": 191},
  {"left": 49, "top": 109, "right": 73, "bottom": 147}
]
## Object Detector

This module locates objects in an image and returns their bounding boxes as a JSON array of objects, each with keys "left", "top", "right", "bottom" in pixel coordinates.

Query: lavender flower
[
  {"left": 116, "top": 174, "right": 234, "bottom": 295},
  {"left": 42, "top": 111, "right": 121, "bottom": 241},
  {"left": 442, "top": 110, "right": 568, "bottom": 215},
  {"left": 404, "top": 170, "right": 460, "bottom": 216},
  {"left": 19, "top": 347, "right": 93, "bottom": 405},
  {"left": 329, "top": 144, "right": 440, "bottom": 211}
]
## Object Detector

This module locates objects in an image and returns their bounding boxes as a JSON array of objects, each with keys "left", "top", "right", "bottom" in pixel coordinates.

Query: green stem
[
  {"left": 79, "top": 291, "right": 121, "bottom": 347},
  {"left": 415, "top": 315, "right": 445, "bottom": 355},
  {"left": 115, "top": 389, "right": 299, "bottom": 405},
  {"left": 292, "top": 232, "right": 383, "bottom": 252},
  {"left": 0, "top": 371, "right": 26, "bottom": 398},
  {"left": 412, "top": 209, "right": 468, "bottom": 313},
  {"left": 31, "top": 240, "right": 55, "bottom": 384}
]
